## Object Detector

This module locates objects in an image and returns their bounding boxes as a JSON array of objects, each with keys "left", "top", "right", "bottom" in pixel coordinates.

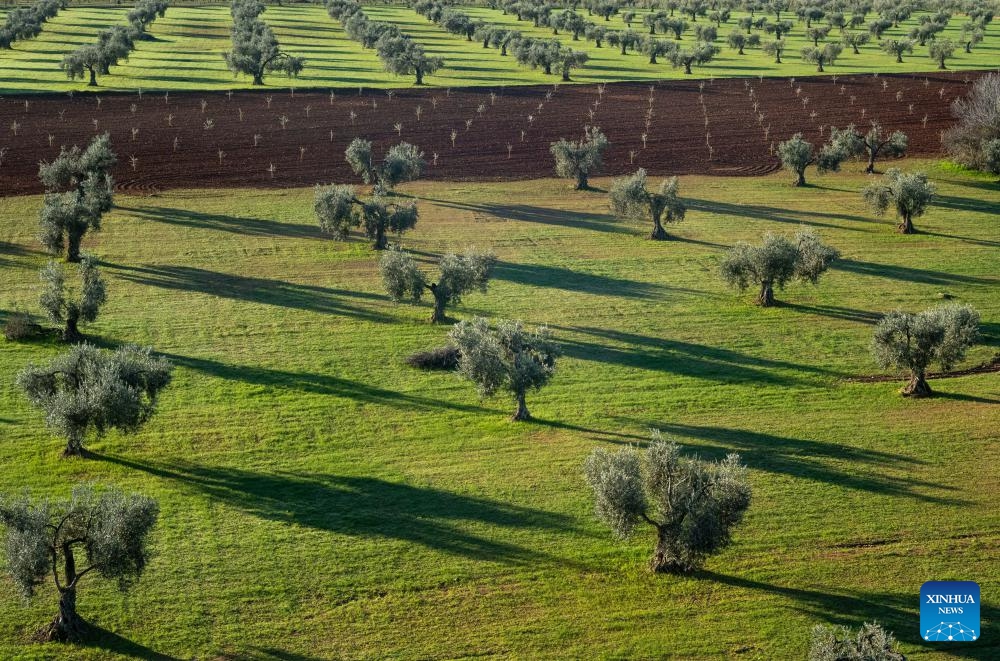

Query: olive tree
[
  {"left": 871, "top": 304, "right": 979, "bottom": 397},
  {"left": 984, "top": 138, "right": 1000, "bottom": 177},
  {"left": 0, "top": 487, "right": 158, "bottom": 642},
  {"left": 584, "top": 431, "right": 751, "bottom": 573},
  {"left": 800, "top": 42, "right": 842, "bottom": 71},
  {"left": 763, "top": 38, "right": 786, "bottom": 62},
  {"left": 828, "top": 121, "right": 908, "bottom": 173},
  {"left": 38, "top": 133, "right": 116, "bottom": 263},
  {"left": 880, "top": 37, "right": 914, "bottom": 62},
  {"left": 720, "top": 229, "right": 839, "bottom": 306},
  {"left": 959, "top": 22, "right": 984, "bottom": 53},
  {"left": 550, "top": 126, "right": 608, "bottom": 190},
  {"left": 668, "top": 42, "right": 719, "bottom": 74},
  {"left": 862, "top": 168, "right": 935, "bottom": 234},
  {"left": 39, "top": 256, "right": 106, "bottom": 342},
  {"left": 376, "top": 33, "right": 443, "bottom": 85},
  {"left": 642, "top": 37, "right": 676, "bottom": 64},
  {"left": 943, "top": 73, "right": 1000, "bottom": 172},
  {"left": 17, "top": 343, "right": 173, "bottom": 457},
  {"left": 924, "top": 36, "right": 955, "bottom": 69},
  {"left": 380, "top": 248, "right": 496, "bottom": 323},
  {"left": 344, "top": 138, "right": 425, "bottom": 195},
  {"left": 449, "top": 317, "right": 559, "bottom": 421},
  {"left": 314, "top": 184, "right": 418, "bottom": 249},
  {"left": 609, "top": 168, "right": 686, "bottom": 240},
  {"left": 60, "top": 44, "right": 103, "bottom": 87},
  {"left": 777, "top": 133, "right": 846, "bottom": 186},
  {"left": 224, "top": 0, "right": 304, "bottom": 85},
  {"left": 727, "top": 30, "right": 760, "bottom": 54},
  {"left": 841, "top": 30, "right": 870, "bottom": 54},
  {"left": 809, "top": 622, "right": 905, "bottom": 661}
]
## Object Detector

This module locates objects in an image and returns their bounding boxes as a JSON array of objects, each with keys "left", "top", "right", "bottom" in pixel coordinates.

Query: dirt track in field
[{"left": 0, "top": 71, "right": 984, "bottom": 196}]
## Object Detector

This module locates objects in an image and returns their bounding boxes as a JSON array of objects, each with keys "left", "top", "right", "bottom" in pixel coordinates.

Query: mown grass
[
  {"left": 0, "top": 5, "right": 998, "bottom": 93},
  {"left": 0, "top": 159, "right": 998, "bottom": 659}
]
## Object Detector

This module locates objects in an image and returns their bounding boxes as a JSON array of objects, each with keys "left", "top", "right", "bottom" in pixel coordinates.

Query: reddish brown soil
[{"left": 0, "top": 71, "right": 985, "bottom": 196}]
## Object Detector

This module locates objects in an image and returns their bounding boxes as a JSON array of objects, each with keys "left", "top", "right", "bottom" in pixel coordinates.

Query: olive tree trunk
[
  {"left": 898, "top": 213, "right": 914, "bottom": 234},
  {"left": 66, "top": 230, "right": 83, "bottom": 263},
  {"left": 62, "top": 314, "right": 82, "bottom": 343},
  {"left": 757, "top": 281, "right": 775, "bottom": 306},
  {"left": 575, "top": 171, "right": 589, "bottom": 190},
  {"left": 650, "top": 526, "right": 688, "bottom": 573},
  {"left": 902, "top": 371, "right": 932, "bottom": 397},
  {"left": 511, "top": 391, "right": 530, "bottom": 421},
  {"left": 430, "top": 287, "right": 447, "bottom": 324},
  {"left": 38, "top": 547, "right": 86, "bottom": 641},
  {"left": 650, "top": 210, "right": 668, "bottom": 240}
]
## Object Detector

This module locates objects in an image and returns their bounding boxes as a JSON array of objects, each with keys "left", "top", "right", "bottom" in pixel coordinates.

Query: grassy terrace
[
  {"left": 0, "top": 5, "right": 997, "bottom": 93},
  {"left": 1, "top": 160, "right": 998, "bottom": 659}
]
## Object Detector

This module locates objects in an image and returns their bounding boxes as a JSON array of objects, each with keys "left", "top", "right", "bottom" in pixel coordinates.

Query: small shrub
[
  {"left": 406, "top": 345, "right": 461, "bottom": 370},
  {"left": 3, "top": 311, "right": 43, "bottom": 341}
]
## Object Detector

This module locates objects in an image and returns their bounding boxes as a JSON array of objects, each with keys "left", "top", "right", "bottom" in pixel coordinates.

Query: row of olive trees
[
  {"left": 60, "top": 0, "right": 168, "bottom": 87},
  {"left": 328, "top": 0, "right": 443, "bottom": 85},
  {"left": 224, "top": 0, "right": 304, "bottom": 86},
  {"left": 0, "top": 0, "right": 61, "bottom": 49}
]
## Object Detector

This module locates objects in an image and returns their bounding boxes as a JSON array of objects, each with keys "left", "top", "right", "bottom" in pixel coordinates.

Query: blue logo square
[{"left": 921, "top": 581, "right": 980, "bottom": 642}]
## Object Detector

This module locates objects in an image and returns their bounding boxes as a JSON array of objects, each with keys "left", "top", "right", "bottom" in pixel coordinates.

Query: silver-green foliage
[
  {"left": 37, "top": 133, "right": 115, "bottom": 262},
  {"left": 550, "top": 125, "right": 608, "bottom": 190},
  {"left": 609, "top": 168, "right": 686, "bottom": 239},
  {"left": 777, "top": 133, "right": 846, "bottom": 185},
  {"left": 448, "top": 317, "right": 559, "bottom": 420},
  {"left": 809, "top": 622, "right": 905, "bottom": 661},
  {"left": 380, "top": 248, "right": 496, "bottom": 322},
  {"left": 720, "top": 229, "right": 839, "bottom": 305},
  {"left": 584, "top": 431, "right": 751, "bottom": 573},
  {"left": 314, "top": 183, "right": 418, "bottom": 249},
  {"left": 871, "top": 304, "right": 979, "bottom": 396},
  {"left": 861, "top": 168, "right": 935, "bottom": 233},
  {"left": 39, "top": 255, "right": 106, "bottom": 342},
  {"left": 17, "top": 344, "right": 173, "bottom": 456},
  {"left": 344, "top": 137, "right": 425, "bottom": 194},
  {"left": 0, "top": 486, "right": 158, "bottom": 640}
]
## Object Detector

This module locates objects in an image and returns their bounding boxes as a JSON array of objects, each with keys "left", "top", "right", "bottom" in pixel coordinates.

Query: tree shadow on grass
[
  {"left": 71, "top": 620, "right": 180, "bottom": 660},
  {"left": 98, "top": 455, "right": 579, "bottom": 566},
  {"left": 550, "top": 325, "right": 844, "bottom": 385},
  {"left": 685, "top": 198, "right": 872, "bottom": 232},
  {"left": 246, "top": 648, "right": 328, "bottom": 661},
  {"left": 159, "top": 352, "right": 493, "bottom": 416},
  {"left": 625, "top": 422, "right": 964, "bottom": 505},
  {"left": 106, "top": 264, "right": 393, "bottom": 323},
  {"left": 0, "top": 241, "right": 38, "bottom": 267},
  {"left": 698, "top": 571, "right": 1000, "bottom": 659},
  {"left": 493, "top": 260, "right": 677, "bottom": 298},
  {"left": 832, "top": 259, "right": 997, "bottom": 287},
  {"left": 777, "top": 302, "right": 883, "bottom": 324},
  {"left": 424, "top": 199, "right": 631, "bottom": 235},
  {"left": 120, "top": 206, "right": 325, "bottom": 240}
]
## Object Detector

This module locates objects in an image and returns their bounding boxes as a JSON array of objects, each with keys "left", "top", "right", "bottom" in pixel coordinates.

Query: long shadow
[
  {"left": 686, "top": 198, "right": 872, "bottom": 232},
  {"left": 493, "top": 260, "right": 675, "bottom": 298},
  {"left": 833, "top": 258, "right": 996, "bottom": 287},
  {"left": 247, "top": 648, "right": 327, "bottom": 661},
  {"left": 424, "top": 198, "right": 631, "bottom": 235},
  {"left": 120, "top": 206, "right": 325, "bottom": 240},
  {"left": 0, "top": 240, "right": 37, "bottom": 267},
  {"left": 932, "top": 193, "right": 1000, "bottom": 215},
  {"left": 698, "top": 571, "right": 1000, "bottom": 658},
  {"left": 106, "top": 264, "right": 393, "bottom": 323},
  {"left": 551, "top": 324, "right": 844, "bottom": 384},
  {"left": 160, "top": 352, "right": 491, "bottom": 415},
  {"left": 76, "top": 620, "right": 180, "bottom": 660},
  {"left": 778, "top": 302, "right": 882, "bottom": 324},
  {"left": 98, "top": 455, "right": 577, "bottom": 565},
  {"left": 633, "top": 422, "right": 963, "bottom": 505}
]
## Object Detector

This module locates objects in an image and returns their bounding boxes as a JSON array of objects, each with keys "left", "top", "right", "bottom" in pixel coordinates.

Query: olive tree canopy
[
  {"left": 314, "top": 184, "right": 418, "bottom": 250},
  {"left": 871, "top": 304, "right": 979, "bottom": 397},
  {"left": 550, "top": 126, "right": 608, "bottom": 190},
  {"left": 380, "top": 248, "right": 496, "bottom": 323},
  {"left": 38, "top": 133, "right": 116, "bottom": 262},
  {"left": 449, "top": 317, "right": 559, "bottom": 421},
  {"left": 828, "top": 121, "right": 908, "bottom": 174},
  {"left": 17, "top": 344, "right": 173, "bottom": 456},
  {"left": 585, "top": 431, "right": 751, "bottom": 573},
  {"left": 344, "top": 138, "right": 425, "bottom": 194},
  {"left": 609, "top": 168, "right": 687, "bottom": 240},
  {"left": 0, "top": 486, "right": 158, "bottom": 642},
  {"left": 720, "top": 229, "right": 839, "bottom": 306},
  {"left": 862, "top": 168, "right": 935, "bottom": 234},
  {"left": 39, "top": 255, "right": 106, "bottom": 342},
  {"left": 777, "top": 133, "right": 847, "bottom": 186}
]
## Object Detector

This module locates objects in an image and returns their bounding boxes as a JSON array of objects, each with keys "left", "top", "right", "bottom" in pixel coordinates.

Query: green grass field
[
  {"left": 1, "top": 159, "right": 998, "bottom": 659},
  {"left": 0, "top": 4, "right": 998, "bottom": 93}
]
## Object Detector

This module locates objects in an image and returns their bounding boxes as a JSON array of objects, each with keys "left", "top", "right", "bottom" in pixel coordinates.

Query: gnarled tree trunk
[
  {"left": 37, "top": 588, "right": 86, "bottom": 642},
  {"left": 66, "top": 230, "right": 83, "bottom": 263},
  {"left": 62, "top": 314, "right": 82, "bottom": 343},
  {"left": 575, "top": 172, "right": 588, "bottom": 190},
  {"left": 898, "top": 213, "right": 914, "bottom": 234},
  {"left": 757, "top": 281, "right": 775, "bottom": 306},
  {"left": 902, "top": 371, "right": 932, "bottom": 397},
  {"left": 650, "top": 526, "right": 688, "bottom": 573},
  {"left": 429, "top": 286, "right": 447, "bottom": 324},
  {"left": 650, "top": 210, "right": 668, "bottom": 240},
  {"left": 511, "top": 391, "right": 530, "bottom": 421},
  {"left": 794, "top": 169, "right": 806, "bottom": 187},
  {"left": 373, "top": 225, "right": 388, "bottom": 250}
]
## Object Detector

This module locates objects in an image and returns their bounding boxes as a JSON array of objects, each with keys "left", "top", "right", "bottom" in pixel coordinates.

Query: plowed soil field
[{"left": 0, "top": 71, "right": 983, "bottom": 196}]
